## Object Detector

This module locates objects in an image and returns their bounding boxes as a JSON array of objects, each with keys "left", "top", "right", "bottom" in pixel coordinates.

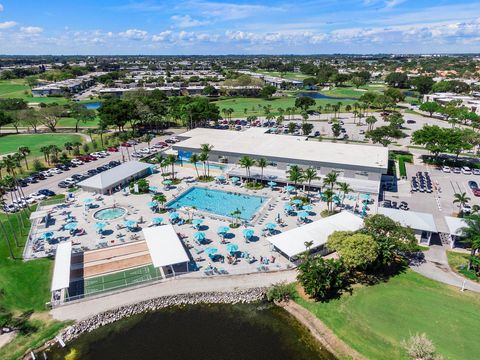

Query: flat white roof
[
  {"left": 378, "top": 208, "right": 438, "bottom": 233},
  {"left": 51, "top": 241, "right": 72, "bottom": 291},
  {"left": 142, "top": 224, "right": 190, "bottom": 267},
  {"left": 268, "top": 211, "right": 364, "bottom": 258},
  {"left": 444, "top": 216, "right": 467, "bottom": 237},
  {"left": 174, "top": 128, "right": 388, "bottom": 171},
  {"left": 78, "top": 161, "right": 152, "bottom": 191}
]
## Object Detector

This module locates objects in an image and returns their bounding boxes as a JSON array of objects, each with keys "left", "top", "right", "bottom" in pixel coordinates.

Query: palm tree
[
  {"left": 64, "top": 142, "right": 73, "bottom": 155},
  {"left": 189, "top": 153, "right": 200, "bottom": 178},
  {"left": 337, "top": 182, "right": 352, "bottom": 208},
  {"left": 198, "top": 152, "right": 208, "bottom": 178},
  {"left": 155, "top": 154, "right": 165, "bottom": 174},
  {"left": 153, "top": 193, "right": 167, "bottom": 210},
  {"left": 460, "top": 214, "right": 480, "bottom": 270},
  {"left": 453, "top": 192, "right": 470, "bottom": 213},
  {"left": 287, "top": 165, "right": 304, "bottom": 188},
  {"left": 143, "top": 133, "right": 154, "bottom": 148},
  {"left": 303, "top": 167, "right": 318, "bottom": 198},
  {"left": 73, "top": 141, "right": 82, "bottom": 154},
  {"left": 166, "top": 154, "right": 177, "bottom": 180},
  {"left": 18, "top": 146, "right": 30, "bottom": 170},
  {"left": 40, "top": 146, "right": 50, "bottom": 164},
  {"left": 365, "top": 116, "right": 377, "bottom": 131},
  {"left": 238, "top": 155, "right": 255, "bottom": 179},
  {"left": 323, "top": 188, "right": 334, "bottom": 213},
  {"left": 323, "top": 171, "right": 338, "bottom": 191},
  {"left": 200, "top": 143, "right": 213, "bottom": 177},
  {"left": 257, "top": 158, "right": 268, "bottom": 182}
]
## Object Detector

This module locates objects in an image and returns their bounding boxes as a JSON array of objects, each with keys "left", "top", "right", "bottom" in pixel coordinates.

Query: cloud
[
  {"left": 152, "top": 30, "right": 173, "bottom": 42},
  {"left": 0, "top": 21, "right": 17, "bottom": 29},
  {"left": 191, "top": 1, "right": 284, "bottom": 20},
  {"left": 118, "top": 29, "right": 148, "bottom": 40},
  {"left": 20, "top": 26, "right": 43, "bottom": 34},
  {"left": 383, "top": 0, "right": 405, "bottom": 10},
  {"left": 0, "top": 4, "right": 3, "bottom": 12},
  {"left": 171, "top": 15, "right": 209, "bottom": 28}
]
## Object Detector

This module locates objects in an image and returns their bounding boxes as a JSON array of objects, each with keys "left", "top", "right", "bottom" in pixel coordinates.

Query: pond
[
  {"left": 83, "top": 102, "right": 102, "bottom": 110},
  {"left": 45, "top": 303, "right": 335, "bottom": 360},
  {"left": 297, "top": 92, "right": 357, "bottom": 101}
]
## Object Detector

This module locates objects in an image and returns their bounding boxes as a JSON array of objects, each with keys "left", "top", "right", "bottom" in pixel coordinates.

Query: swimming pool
[
  {"left": 176, "top": 159, "right": 226, "bottom": 171},
  {"left": 94, "top": 207, "right": 126, "bottom": 220},
  {"left": 167, "top": 187, "right": 266, "bottom": 221}
]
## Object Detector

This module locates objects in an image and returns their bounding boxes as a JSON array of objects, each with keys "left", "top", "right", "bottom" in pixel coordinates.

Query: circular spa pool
[{"left": 93, "top": 207, "right": 126, "bottom": 221}]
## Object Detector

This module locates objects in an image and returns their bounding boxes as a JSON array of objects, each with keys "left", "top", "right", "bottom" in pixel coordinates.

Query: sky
[{"left": 0, "top": 0, "right": 480, "bottom": 55}]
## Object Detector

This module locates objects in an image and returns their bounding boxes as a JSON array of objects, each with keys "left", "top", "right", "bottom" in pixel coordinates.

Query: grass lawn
[
  {"left": 447, "top": 251, "right": 479, "bottom": 282},
  {"left": 254, "top": 70, "right": 308, "bottom": 81},
  {"left": 294, "top": 270, "right": 480, "bottom": 360},
  {"left": 57, "top": 116, "right": 100, "bottom": 128},
  {"left": 0, "top": 133, "right": 83, "bottom": 159},
  {"left": 0, "top": 79, "right": 70, "bottom": 105}
]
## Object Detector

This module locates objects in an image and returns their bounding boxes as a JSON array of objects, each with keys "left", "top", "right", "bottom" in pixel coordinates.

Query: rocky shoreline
[{"left": 43, "top": 288, "right": 266, "bottom": 349}]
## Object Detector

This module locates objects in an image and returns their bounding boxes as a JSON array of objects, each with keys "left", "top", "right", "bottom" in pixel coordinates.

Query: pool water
[
  {"left": 297, "top": 92, "right": 357, "bottom": 100},
  {"left": 167, "top": 187, "right": 266, "bottom": 220},
  {"left": 94, "top": 207, "right": 126, "bottom": 220},
  {"left": 176, "top": 159, "right": 226, "bottom": 171},
  {"left": 83, "top": 102, "right": 102, "bottom": 110}
]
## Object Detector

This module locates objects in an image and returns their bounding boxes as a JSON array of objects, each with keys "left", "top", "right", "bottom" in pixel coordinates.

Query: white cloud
[
  {"left": 171, "top": 15, "right": 209, "bottom": 28},
  {"left": 118, "top": 29, "right": 148, "bottom": 40},
  {"left": 20, "top": 26, "right": 43, "bottom": 34},
  {"left": 152, "top": 30, "right": 173, "bottom": 42},
  {"left": 0, "top": 4, "right": 4, "bottom": 12},
  {"left": 383, "top": 0, "right": 406, "bottom": 10},
  {"left": 192, "top": 1, "right": 284, "bottom": 20},
  {"left": 0, "top": 21, "right": 16, "bottom": 29}
]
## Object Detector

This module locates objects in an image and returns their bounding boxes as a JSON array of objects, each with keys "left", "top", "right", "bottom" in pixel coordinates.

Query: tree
[
  {"left": 152, "top": 193, "right": 167, "bottom": 210},
  {"left": 402, "top": 333, "right": 443, "bottom": 360},
  {"left": 419, "top": 102, "right": 440, "bottom": 117},
  {"left": 337, "top": 182, "right": 352, "bottom": 207},
  {"left": 331, "top": 122, "right": 342, "bottom": 138},
  {"left": 257, "top": 158, "right": 268, "bottom": 181},
  {"left": 384, "top": 87, "right": 406, "bottom": 104},
  {"left": 201, "top": 84, "right": 217, "bottom": 96},
  {"left": 412, "top": 76, "right": 434, "bottom": 95},
  {"left": 301, "top": 122, "right": 314, "bottom": 136},
  {"left": 303, "top": 167, "right": 318, "bottom": 197},
  {"left": 166, "top": 154, "right": 177, "bottom": 180},
  {"left": 323, "top": 171, "right": 338, "bottom": 191},
  {"left": 238, "top": 155, "right": 255, "bottom": 179},
  {"left": 351, "top": 76, "right": 366, "bottom": 88},
  {"left": 288, "top": 122, "right": 296, "bottom": 134},
  {"left": 71, "top": 103, "right": 96, "bottom": 132},
  {"left": 200, "top": 143, "right": 213, "bottom": 177},
  {"left": 259, "top": 85, "right": 277, "bottom": 99},
  {"left": 0, "top": 110, "right": 12, "bottom": 134},
  {"left": 459, "top": 214, "right": 480, "bottom": 270},
  {"left": 18, "top": 147, "right": 30, "bottom": 170},
  {"left": 189, "top": 154, "right": 200, "bottom": 178},
  {"left": 365, "top": 116, "right": 377, "bottom": 131},
  {"left": 16, "top": 109, "right": 41, "bottom": 133},
  {"left": 385, "top": 72, "right": 408, "bottom": 88},
  {"left": 287, "top": 165, "right": 303, "bottom": 188},
  {"left": 365, "top": 125, "right": 405, "bottom": 147},
  {"left": 412, "top": 125, "right": 446, "bottom": 158},
  {"left": 327, "top": 232, "right": 379, "bottom": 270},
  {"left": 98, "top": 98, "right": 136, "bottom": 132},
  {"left": 295, "top": 96, "right": 315, "bottom": 112},
  {"left": 38, "top": 106, "right": 63, "bottom": 132},
  {"left": 453, "top": 192, "right": 470, "bottom": 213}
]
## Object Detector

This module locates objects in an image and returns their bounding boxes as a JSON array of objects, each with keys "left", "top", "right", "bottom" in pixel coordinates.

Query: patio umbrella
[
  {"left": 291, "top": 199, "right": 303, "bottom": 205},
  {"left": 95, "top": 222, "right": 106, "bottom": 230},
  {"left": 230, "top": 177, "right": 240, "bottom": 183},
  {"left": 302, "top": 205, "right": 313, "bottom": 211},
  {"left": 267, "top": 181, "right": 277, "bottom": 187},
  {"left": 169, "top": 212, "right": 179, "bottom": 220},
  {"left": 83, "top": 198, "right": 93, "bottom": 203},
  {"left": 283, "top": 204, "right": 294, "bottom": 211},
  {"left": 204, "top": 247, "right": 218, "bottom": 256},
  {"left": 297, "top": 211, "right": 309, "bottom": 219},
  {"left": 163, "top": 180, "right": 173, "bottom": 186},
  {"left": 226, "top": 243, "right": 239, "bottom": 253},
  {"left": 147, "top": 201, "right": 158, "bottom": 208},
  {"left": 242, "top": 229, "right": 254, "bottom": 238},
  {"left": 64, "top": 222, "right": 78, "bottom": 231},
  {"left": 41, "top": 231, "right": 54, "bottom": 240},
  {"left": 264, "top": 223, "right": 277, "bottom": 231},
  {"left": 152, "top": 217, "right": 163, "bottom": 225},
  {"left": 192, "top": 219, "right": 204, "bottom": 226},
  {"left": 216, "top": 175, "right": 226, "bottom": 181},
  {"left": 194, "top": 231, "right": 206, "bottom": 241},
  {"left": 284, "top": 185, "right": 295, "bottom": 192},
  {"left": 217, "top": 225, "right": 230, "bottom": 234},
  {"left": 149, "top": 186, "right": 158, "bottom": 193},
  {"left": 360, "top": 193, "right": 370, "bottom": 201},
  {"left": 124, "top": 219, "right": 137, "bottom": 228}
]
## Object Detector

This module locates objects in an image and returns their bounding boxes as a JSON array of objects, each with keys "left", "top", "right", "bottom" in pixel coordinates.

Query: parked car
[
  {"left": 108, "top": 147, "right": 119, "bottom": 152},
  {"left": 473, "top": 169, "right": 480, "bottom": 175},
  {"left": 442, "top": 166, "right": 451, "bottom": 173},
  {"left": 121, "top": 142, "right": 132, "bottom": 147},
  {"left": 58, "top": 181, "right": 72, "bottom": 188},
  {"left": 462, "top": 166, "right": 472, "bottom": 175},
  {"left": 71, "top": 159, "right": 83, "bottom": 165},
  {"left": 468, "top": 181, "right": 478, "bottom": 190},
  {"left": 91, "top": 152, "right": 104, "bottom": 158},
  {"left": 30, "top": 192, "right": 47, "bottom": 201},
  {"left": 406, "top": 119, "right": 416, "bottom": 124},
  {"left": 452, "top": 167, "right": 461, "bottom": 174},
  {"left": 50, "top": 168, "right": 62, "bottom": 174},
  {"left": 462, "top": 204, "right": 472, "bottom": 214},
  {"left": 38, "top": 189, "right": 55, "bottom": 196}
]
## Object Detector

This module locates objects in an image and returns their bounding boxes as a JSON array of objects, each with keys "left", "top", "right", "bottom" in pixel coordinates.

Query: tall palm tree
[
  {"left": 64, "top": 142, "right": 73, "bottom": 155},
  {"left": 166, "top": 154, "right": 177, "bottom": 180},
  {"left": 453, "top": 192, "right": 470, "bottom": 213},
  {"left": 287, "top": 165, "right": 304, "bottom": 188},
  {"left": 323, "top": 171, "right": 338, "bottom": 191},
  {"left": 18, "top": 146, "right": 30, "bottom": 170},
  {"left": 257, "top": 158, "right": 268, "bottom": 182},
  {"left": 303, "top": 167, "right": 318, "bottom": 198},
  {"left": 238, "top": 155, "right": 255, "bottom": 179},
  {"left": 155, "top": 154, "right": 165, "bottom": 174},
  {"left": 200, "top": 143, "right": 213, "bottom": 177},
  {"left": 460, "top": 214, "right": 480, "bottom": 270},
  {"left": 337, "top": 182, "right": 352, "bottom": 208},
  {"left": 40, "top": 146, "right": 50, "bottom": 164},
  {"left": 323, "top": 188, "right": 334, "bottom": 213},
  {"left": 198, "top": 152, "right": 208, "bottom": 178},
  {"left": 189, "top": 153, "right": 200, "bottom": 178}
]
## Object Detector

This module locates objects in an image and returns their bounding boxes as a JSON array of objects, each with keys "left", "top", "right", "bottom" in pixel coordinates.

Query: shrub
[
  {"left": 91, "top": 139, "right": 98, "bottom": 150},
  {"left": 402, "top": 333, "right": 443, "bottom": 360},
  {"left": 82, "top": 143, "right": 90, "bottom": 153},
  {"left": 32, "top": 159, "right": 44, "bottom": 171},
  {"left": 266, "top": 282, "right": 294, "bottom": 302}
]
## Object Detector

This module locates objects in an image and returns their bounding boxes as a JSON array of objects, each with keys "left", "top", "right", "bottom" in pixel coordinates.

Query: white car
[
  {"left": 3, "top": 204, "right": 18, "bottom": 213},
  {"left": 30, "top": 192, "right": 47, "bottom": 201},
  {"left": 473, "top": 169, "right": 480, "bottom": 175},
  {"left": 50, "top": 168, "right": 62, "bottom": 174},
  {"left": 442, "top": 166, "right": 451, "bottom": 173},
  {"left": 97, "top": 150, "right": 109, "bottom": 157},
  {"left": 140, "top": 148, "right": 151, "bottom": 154},
  {"left": 22, "top": 196, "right": 37, "bottom": 204},
  {"left": 64, "top": 177, "right": 77, "bottom": 185},
  {"left": 131, "top": 152, "right": 143, "bottom": 158},
  {"left": 90, "top": 152, "right": 104, "bottom": 158},
  {"left": 462, "top": 166, "right": 472, "bottom": 175},
  {"left": 71, "top": 159, "right": 83, "bottom": 165},
  {"left": 462, "top": 204, "right": 472, "bottom": 214},
  {"left": 41, "top": 170, "right": 53, "bottom": 177}
]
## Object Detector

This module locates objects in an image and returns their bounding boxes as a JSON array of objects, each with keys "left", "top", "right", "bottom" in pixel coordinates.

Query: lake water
[
  {"left": 83, "top": 102, "right": 102, "bottom": 110},
  {"left": 45, "top": 303, "right": 335, "bottom": 360},
  {"left": 297, "top": 92, "right": 357, "bottom": 101}
]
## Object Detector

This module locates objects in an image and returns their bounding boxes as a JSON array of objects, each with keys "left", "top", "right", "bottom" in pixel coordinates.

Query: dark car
[
  {"left": 97, "top": 166, "right": 108, "bottom": 172},
  {"left": 406, "top": 119, "right": 416, "bottom": 124},
  {"left": 38, "top": 189, "right": 55, "bottom": 196},
  {"left": 57, "top": 164, "right": 70, "bottom": 171},
  {"left": 468, "top": 181, "right": 478, "bottom": 190},
  {"left": 58, "top": 181, "right": 73, "bottom": 188},
  {"left": 71, "top": 174, "right": 84, "bottom": 181},
  {"left": 87, "top": 169, "right": 98, "bottom": 175},
  {"left": 18, "top": 179, "right": 29, "bottom": 187},
  {"left": 109, "top": 160, "right": 120, "bottom": 167},
  {"left": 25, "top": 177, "right": 38, "bottom": 184}
]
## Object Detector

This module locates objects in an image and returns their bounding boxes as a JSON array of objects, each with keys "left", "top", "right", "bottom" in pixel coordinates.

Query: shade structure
[
  {"left": 204, "top": 247, "right": 218, "bottom": 256},
  {"left": 264, "top": 223, "right": 277, "bottom": 230},
  {"left": 143, "top": 225, "right": 190, "bottom": 268},
  {"left": 41, "top": 231, "right": 54, "bottom": 240},
  {"left": 192, "top": 219, "right": 204, "bottom": 226},
  {"left": 302, "top": 205, "right": 313, "bottom": 211},
  {"left": 194, "top": 231, "right": 206, "bottom": 241},
  {"left": 226, "top": 243, "right": 239, "bottom": 253},
  {"left": 283, "top": 204, "right": 294, "bottom": 211},
  {"left": 51, "top": 241, "right": 72, "bottom": 292},
  {"left": 147, "top": 201, "right": 158, "bottom": 208},
  {"left": 64, "top": 222, "right": 78, "bottom": 231},
  {"left": 267, "top": 181, "right": 277, "bottom": 187},
  {"left": 217, "top": 226, "right": 230, "bottom": 234},
  {"left": 216, "top": 175, "right": 226, "bottom": 181},
  {"left": 152, "top": 217, "right": 163, "bottom": 225},
  {"left": 95, "top": 222, "right": 107, "bottom": 230},
  {"left": 230, "top": 177, "right": 240, "bottom": 182},
  {"left": 149, "top": 186, "right": 158, "bottom": 193},
  {"left": 297, "top": 211, "right": 310, "bottom": 219},
  {"left": 242, "top": 229, "right": 254, "bottom": 238},
  {"left": 284, "top": 185, "right": 295, "bottom": 192},
  {"left": 163, "top": 180, "right": 173, "bottom": 185},
  {"left": 124, "top": 219, "right": 137, "bottom": 228},
  {"left": 83, "top": 198, "right": 93, "bottom": 203},
  {"left": 291, "top": 199, "right": 303, "bottom": 205},
  {"left": 169, "top": 212, "right": 179, "bottom": 219}
]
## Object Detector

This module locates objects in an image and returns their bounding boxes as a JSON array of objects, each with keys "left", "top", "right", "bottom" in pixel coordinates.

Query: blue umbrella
[
  {"left": 216, "top": 175, "right": 226, "bottom": 181},
  {"left": 194, "top": 232, "right": 206, "bottom": 241},
  {"left": 360, "top": 193, "right": 370, "bottom": 201},
  {"left": 302, "top": 205, "right": 313, "bottom": 211},
  {"left": 243, "top": 229, "right": 254, "bottom": 238},
  {"left": 204, "top": 247, "right": 218, "bottom": 256},
  {"left": 152, "top": 217, "right": 163, "bottom": 225},
  {"left": 64, "top": 222, "right": 78, "bottom": 231},
  {"left": 192, "top": 219, "right": 204, "bottom": 226},
  {"left": 284, "top": 185, "right": 295, "bottom": 192},
  {"left": 291, "top": 199, "right": 303, "bottom": 205},
  {"left": 265, "top": 223, "right": 277, "bottom": 230},
  {"left": 217, "top": 226, "right": 230, "bottom": 234},
  {"left": 169, "top": 212, "right": 179, "bottom": 219},
  {"left": 226, "top": 243, "right": 239, "bottom": 253},
  {"left": 95, "top": 222, "right": 106, "bottom": 229},
  {"left": 83, "top": 198, "right": 93, "bottom": 203},
  {"left": 42, "top": 231, "right": 54, "bottom": 240},
  {"left": 147, "top": 201, "right": 158, "bottom": 208},
  {"left": 230, "top": 177, "right": 240, "bottom": 182},
  {"left": 267, "top": 181, "right": 277, "bottom": 187},
  {"left": 163, "top": 179, "right": 173, "bottom": 186},
  {"left": 149, "top": 186, "right": 158, "bottom": 193},
  {"left": 297, "top": 211, "right": 310, "bottom": 218},
  {"left": 284, "top": 204, "right": 294, "bottom": 211},
  {"left": 124, "top": 219, "right": 137, "bottom": 228}
]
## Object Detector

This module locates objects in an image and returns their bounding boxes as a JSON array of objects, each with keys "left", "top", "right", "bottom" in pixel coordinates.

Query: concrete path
[
  {"left": 51, "top": 270, "right": 297, "bottom": 321},
  {"left": 411, "top": 244, "right": 480, "bottom": 293}
]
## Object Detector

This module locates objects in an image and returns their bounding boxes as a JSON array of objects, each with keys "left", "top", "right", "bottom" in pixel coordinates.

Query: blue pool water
[
  {"left": 176, "top": 159, "right": 226, "bottom": 171},
  {"left": 297, "top": 92, "right": 357, "bottom": 100},
  {"left": 94, "top": 207, "right": 126, "bottom": 220},
  {"left": 83, "top": 102, "right": 102, "bottom": 110},
  {"left": 167, "top": 187, "right": 266, "bottom": 220}
]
